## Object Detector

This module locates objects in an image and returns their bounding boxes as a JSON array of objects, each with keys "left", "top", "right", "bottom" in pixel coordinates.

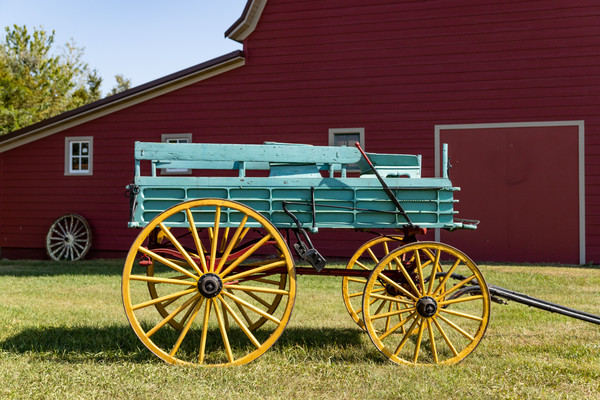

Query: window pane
[
  {"left": 167, "top": 138, "right": 189, "bottom": 144},
  {"left": 72, "top": 142, "right": 80, "bottom": 156},
  {"left": 80, "top": 157, "right": 89, "bottom": 171},
  {"left": 72, "top": 158, "right": 80, "bottom": 171},
  {"left": 334, "top": 133, "right": 359, "bottom": 147},
  {"left": 81, "top": 143, "right": 89, "bottom": 155}
]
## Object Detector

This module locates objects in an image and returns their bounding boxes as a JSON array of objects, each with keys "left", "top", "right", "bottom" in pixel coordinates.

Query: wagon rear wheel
[
  {"left": 342, "top": 235, "right": 405, "bottom": 329},
  {"left": 362, "top": 242, "right": 490, "bottom": 365},
  {"left": 122, "top": 199, "right": 296, "bottom": 366},
  {"left": 46, "top": 214, "right": 92, "bottom": 261}
]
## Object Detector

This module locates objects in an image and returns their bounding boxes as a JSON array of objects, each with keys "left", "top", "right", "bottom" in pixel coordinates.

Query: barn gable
[{"left": 0, "top": 0, "right": 598, "bottom": 263}]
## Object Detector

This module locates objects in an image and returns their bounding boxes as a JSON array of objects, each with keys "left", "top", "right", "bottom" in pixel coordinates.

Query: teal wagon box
[{"left": 128, "top": 141, "right": 474, "bottom": 231}]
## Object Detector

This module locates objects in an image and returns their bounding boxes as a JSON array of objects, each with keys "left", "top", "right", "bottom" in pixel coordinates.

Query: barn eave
[{"left": 225, "top": 0, "right": 268, "bottom": 42}]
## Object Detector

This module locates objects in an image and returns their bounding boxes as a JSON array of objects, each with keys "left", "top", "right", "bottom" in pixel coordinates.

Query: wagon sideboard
[{"left": 128, "top": 141, "right": 471, "bottom": 231}]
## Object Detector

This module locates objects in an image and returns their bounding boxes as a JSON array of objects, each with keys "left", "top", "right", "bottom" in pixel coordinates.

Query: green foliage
[
  {"left": 108, "top": 74, "right": 131, "bottom": 96},
  {"left": 0, "top": 25, "right": 130, "bottom": 135}
]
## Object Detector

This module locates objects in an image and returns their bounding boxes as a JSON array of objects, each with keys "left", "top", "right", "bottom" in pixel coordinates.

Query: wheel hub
[
  {"left": 197, "top": 273, "right": 223, "bottom": 298},
  {"left": 416, "top": 296, "right": 438, "bottom": 318}
]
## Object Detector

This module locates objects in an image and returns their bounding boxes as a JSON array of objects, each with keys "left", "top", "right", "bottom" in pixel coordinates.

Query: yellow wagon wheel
[
  {"left": 122, "top": 199, "right": 296, "bottom": 366},
  {"left": 362, "top": 242, "right": 490, "bottom": 365},
  {"left": 342, "top": 235, "right": 405, "bottom": 329}
]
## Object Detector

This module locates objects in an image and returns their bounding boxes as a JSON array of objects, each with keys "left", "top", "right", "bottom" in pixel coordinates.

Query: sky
[{"left": 0, "top": 0, "right": 248, "bottom": 93}]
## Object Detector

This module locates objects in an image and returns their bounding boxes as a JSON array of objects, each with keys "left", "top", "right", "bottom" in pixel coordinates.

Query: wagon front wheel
[
  {"left": 122, "top": 199, "right": 296, "bottom": 366},
  {"left": 362, "top": 242, "right": 490, "bottom": 365}
]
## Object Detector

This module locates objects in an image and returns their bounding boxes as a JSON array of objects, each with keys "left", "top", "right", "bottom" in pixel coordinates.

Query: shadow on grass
[
  {"left": 0, "top": 259, "right": 125, "bottom": 277},
  {"left": 0, "top": 325, "right": 381, "bottom": 364},
  {"left": 277, "top": 326, "right": 384, "bottom": 363},
  {"left": 0, "top": 325, "right": 153, "bottom": 363}
]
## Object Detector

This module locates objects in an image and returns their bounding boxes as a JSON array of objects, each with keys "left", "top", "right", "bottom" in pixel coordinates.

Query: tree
[
  {"left": 0, "top": 25, "right": 130, "bottom": 135},
  {"left": 108, "top": 74, "right": 131, "bottom": 96}
]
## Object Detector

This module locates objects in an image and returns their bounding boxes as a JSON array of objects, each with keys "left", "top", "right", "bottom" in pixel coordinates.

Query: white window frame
[
  {"left": 65, "top": 136, "right": 93, "bottom": 176},
  {"left": 161, "top": 133, "right": 193, "bottom": 175}
]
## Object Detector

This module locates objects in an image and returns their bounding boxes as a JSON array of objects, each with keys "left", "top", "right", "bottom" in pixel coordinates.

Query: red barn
[{"left": 0, "top": 0, "right": 597, "bottom": 264}]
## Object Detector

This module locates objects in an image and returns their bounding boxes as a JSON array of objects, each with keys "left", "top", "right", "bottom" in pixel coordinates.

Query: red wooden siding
[{"left": 1, "top": 0, "right": 599, "bottom": 262}]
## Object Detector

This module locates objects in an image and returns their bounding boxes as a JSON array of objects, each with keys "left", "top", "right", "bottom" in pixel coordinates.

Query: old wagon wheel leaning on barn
[
  {"left": 122, "top": 198, "right": 296, "bottom": 366},
  {"left": 45, "top": 214, "right": 92, "bottom": 261},
  {"left": 342, "top": 235, "right": 406, "bottom": 330},
  {"left": 362, "top": 242, "right": 490, "bottom": 365}
]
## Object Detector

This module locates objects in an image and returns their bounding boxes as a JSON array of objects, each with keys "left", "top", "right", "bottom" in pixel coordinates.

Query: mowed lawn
[{"left": 0, "top": 259, "right": 599, "bottom": 399}]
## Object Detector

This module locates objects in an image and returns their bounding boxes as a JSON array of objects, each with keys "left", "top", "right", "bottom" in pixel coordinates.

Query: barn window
[
  {"left": 161, "top": 133, "right": 192, "bottom": 174},
  {"left": 329, "top": 128, "right": 365, "bottom": 172},
  {"left": 328, "top": 128, "right": 365, "bottom": 148},
  {"left": 65, "top": 137, "right": 93, "bottom": 176}
]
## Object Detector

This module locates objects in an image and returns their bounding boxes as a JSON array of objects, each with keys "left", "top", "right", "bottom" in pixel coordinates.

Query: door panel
[{"left": 439, "top": 125, "right": 580, "bottom": 264}]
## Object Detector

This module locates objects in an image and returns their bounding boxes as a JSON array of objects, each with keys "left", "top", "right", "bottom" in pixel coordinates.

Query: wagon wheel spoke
[
  {"left": 215, "top": 215, "right": 249, "bottom": 274},
  {"left": 142, "top": 260, "right": 197, "bottom": 331},
  {"left": 218, "top": 235, "right": 275, "bottom": 278},
  {"left": 169, "top": 299, "right": 204, "bottom": 358},
  {"left": 427, "top": 318, "right": 439, "bottom": 364},
  {"left": 146, "top": 295, "right": 202, "bottom": 338},
  {"left": 362, "top": 242, "right": 490, "bottom": 365},
  {"left": 342, "top": 235, "right": 405, "bottom": 330},
  {"left": 379, "top": 311, "right": 417, "bottom": 341},
  {"left": 218, "top": 295, "right": 262, "bottom": 348},
  {"left": 185, "top": 209, "right": 209, "bottom": 274},
  {"left": 213, "top": 299, "right": 234, "bottom": 363},
  {"left": 123, "top": 199, "right": 296, "bottom": 366}
]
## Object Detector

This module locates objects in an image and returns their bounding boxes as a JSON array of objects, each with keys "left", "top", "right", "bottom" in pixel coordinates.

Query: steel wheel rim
[
  {"left": 362, "top": 242, "right": 490, "bottom": 365},
  {"left": 122, "top": 199, "right": 296, "bottom": 366},
  {"left": 46, "top": 214, "right": 92, "bottom": 261}
]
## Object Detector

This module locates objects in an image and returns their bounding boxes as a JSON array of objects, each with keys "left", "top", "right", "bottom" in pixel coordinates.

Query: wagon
[{"left": 122, "top": 141, "right": 598, "bottom": 367}]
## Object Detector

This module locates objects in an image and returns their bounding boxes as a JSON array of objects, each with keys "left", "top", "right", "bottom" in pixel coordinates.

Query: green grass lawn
[{"left": 0, "top": 259, "right": 599, "bottom": 399}]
